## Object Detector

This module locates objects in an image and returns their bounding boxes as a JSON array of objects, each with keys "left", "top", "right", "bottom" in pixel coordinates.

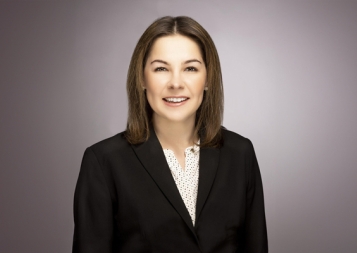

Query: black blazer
[{"left": 72, "top": 126, "right": 268, "bottom": 253}]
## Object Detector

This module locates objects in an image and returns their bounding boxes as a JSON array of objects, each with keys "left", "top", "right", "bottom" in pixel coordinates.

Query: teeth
[{"left": 165, "top": 97, "right": 188, "bottom": 103}]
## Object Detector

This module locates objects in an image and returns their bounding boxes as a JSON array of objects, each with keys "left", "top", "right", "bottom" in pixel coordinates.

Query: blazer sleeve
[
  {"left": 72, "top": 147, "right": 114, "bottom": 253},
  {"left": 244, "top": 140, "right": 268, "bottom": 253}
]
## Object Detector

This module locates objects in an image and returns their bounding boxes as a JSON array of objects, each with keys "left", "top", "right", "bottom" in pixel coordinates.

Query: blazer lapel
[
  {"left": 130, "top": 125, "right": 196, "bottom": 235},
  {"left": 195, "top": 146, "right": 220, "bottom": 222}
]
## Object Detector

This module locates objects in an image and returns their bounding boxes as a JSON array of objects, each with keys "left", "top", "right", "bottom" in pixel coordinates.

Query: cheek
[
  {"left": 145, "top": 73, "right": 167, "bottom": 92},
  {"left": 191, "top": 77, "right": 206, "bottom": 95},
  {"left": 197, "top": 92, "right": 204, "bottom": 106},
  {"left": 196, "top": 77, "right": 206, "bottom": 104},
  {"left": 144, "top": 83, "right": 164, "bottom": 112},
  {"left": 146, "top": 86, "right": 162, "bottom": 104},
  {"left": 190, "top": 86, "right": 205, "bottom": 108},
  {"left": 145, "top": 90, "right": 158, "bottom": 109},
  {"left": 144, "top": 74, "right": 158, "bottom": 96}
]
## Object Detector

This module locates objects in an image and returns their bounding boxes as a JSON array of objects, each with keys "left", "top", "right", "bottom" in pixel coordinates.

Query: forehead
[{"left": 147, "top": 35, "right": 203, "bottom": 61}]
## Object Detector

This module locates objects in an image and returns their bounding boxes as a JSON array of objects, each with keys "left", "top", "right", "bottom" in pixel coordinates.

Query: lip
[
  {"left": 163, "top": 96, "right": 189, "bottom": 98},
  {"left": 162, "top": 97, "right": 189, "bottom": 107}
]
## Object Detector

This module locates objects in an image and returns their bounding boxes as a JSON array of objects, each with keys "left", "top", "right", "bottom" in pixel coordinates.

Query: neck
[{"left": 152, "top": 115, "right": 198, "bottom": 150}]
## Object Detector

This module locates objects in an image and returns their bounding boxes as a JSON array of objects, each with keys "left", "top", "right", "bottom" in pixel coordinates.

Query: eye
[
  {"left": 154, "top": 67, "right": 167, "bottom": 72},
  {"left": 185, "top": 66, "right": 197, "bottom": 72}
]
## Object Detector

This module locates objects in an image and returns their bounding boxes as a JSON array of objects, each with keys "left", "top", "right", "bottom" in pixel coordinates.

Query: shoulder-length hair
[{"left": 125, "top": 16, "right": 224, "bottom": 148}]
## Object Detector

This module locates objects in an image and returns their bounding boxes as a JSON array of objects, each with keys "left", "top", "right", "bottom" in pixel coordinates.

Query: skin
[{"left": 143, "top": 34, "right": 207, "bottom": 170}]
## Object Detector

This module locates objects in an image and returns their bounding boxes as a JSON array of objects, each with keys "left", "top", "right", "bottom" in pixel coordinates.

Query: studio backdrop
[{"left": 1, "top": 1, "right": 357, "bottom": 252}]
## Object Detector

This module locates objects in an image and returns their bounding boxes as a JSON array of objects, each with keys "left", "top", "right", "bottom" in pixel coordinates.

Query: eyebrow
[{"left": 150, "top": 59, "right": 202, "bottom": 65}]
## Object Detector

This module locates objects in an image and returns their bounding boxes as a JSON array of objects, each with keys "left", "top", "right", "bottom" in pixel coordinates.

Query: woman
[{"left": 73, "top": 16, "right": 268, "bottom": 253}]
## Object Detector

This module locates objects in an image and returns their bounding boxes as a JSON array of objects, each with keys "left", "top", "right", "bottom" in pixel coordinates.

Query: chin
[
  {"left": 155, "top": 111, "right": 196, "bottom": 124},
  {"left": 164, "top": 115, "right": 191, "bottom": 123}
]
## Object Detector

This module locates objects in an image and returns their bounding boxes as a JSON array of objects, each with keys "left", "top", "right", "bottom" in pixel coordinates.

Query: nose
[{"left": 169, "top": 70, "right": 184, "bottom": 89}]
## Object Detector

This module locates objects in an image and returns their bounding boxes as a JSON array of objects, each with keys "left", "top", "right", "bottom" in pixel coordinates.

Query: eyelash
[
  {"left": 154, "top": 67, "right": 167, "bottom": 72},
  {"left": 186, "top": 67, "right": 197, "bottom": 72},
  {"left": 154, "top": 67, "right": 198, "bottom": 72}
]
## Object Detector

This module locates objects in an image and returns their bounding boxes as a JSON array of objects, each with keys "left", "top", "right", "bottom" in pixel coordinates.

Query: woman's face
[{"left": 143, "top": 34, "right": 207, "bottom": 125}]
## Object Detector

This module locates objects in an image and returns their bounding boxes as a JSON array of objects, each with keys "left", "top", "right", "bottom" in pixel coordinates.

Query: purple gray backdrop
[{"left": 1, "top": 0, "right": 357, "bottom": 252}]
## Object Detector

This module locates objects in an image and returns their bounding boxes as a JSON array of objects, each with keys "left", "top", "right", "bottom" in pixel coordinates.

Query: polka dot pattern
[{"left": 163, "top": 140, "right": 200, "bottom": 226}]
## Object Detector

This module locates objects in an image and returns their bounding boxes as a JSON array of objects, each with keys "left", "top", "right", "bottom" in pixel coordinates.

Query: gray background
[{"left": 1, "top": 0, "right": 357, "bottom": 252}]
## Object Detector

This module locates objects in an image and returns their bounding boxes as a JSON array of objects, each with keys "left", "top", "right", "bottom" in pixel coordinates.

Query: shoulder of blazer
[
  {"left": 87, "top": 130, "right": 131, "bottom": 159},
  {"left": 221, "top": 127, "right": 254, "bottom": 154}
]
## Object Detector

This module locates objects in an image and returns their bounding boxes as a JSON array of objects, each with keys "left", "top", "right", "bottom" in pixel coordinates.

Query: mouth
[{"left": 163, "top": 97, "right": 189, "bottom": 103}]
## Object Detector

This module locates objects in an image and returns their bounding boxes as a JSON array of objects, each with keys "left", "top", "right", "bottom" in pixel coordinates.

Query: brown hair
[{"left": 125, "top": 16, "right": 224, "bottom": 147}]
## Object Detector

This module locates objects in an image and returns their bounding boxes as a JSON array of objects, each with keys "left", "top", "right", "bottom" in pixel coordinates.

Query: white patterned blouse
[{"left": 163, "top": 140, "right": 200, "bottom": 226}]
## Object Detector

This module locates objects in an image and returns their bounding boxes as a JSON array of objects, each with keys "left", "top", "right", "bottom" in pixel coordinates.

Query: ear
[{"left": 141, "top": 79, "right": 146, "bottom": 90}]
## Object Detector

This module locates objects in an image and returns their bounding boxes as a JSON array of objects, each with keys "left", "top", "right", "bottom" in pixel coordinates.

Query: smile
[{"left": 163, "top": 97, "right": 189, "bottom": 103}]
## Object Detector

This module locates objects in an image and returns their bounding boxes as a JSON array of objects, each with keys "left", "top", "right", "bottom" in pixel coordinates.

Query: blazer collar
[
  {"left": 196, "top": 141, "right": 220, "bottom": 222},
  {"left": 130, "top": 124, "right": 220, "bottom": 235}
]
